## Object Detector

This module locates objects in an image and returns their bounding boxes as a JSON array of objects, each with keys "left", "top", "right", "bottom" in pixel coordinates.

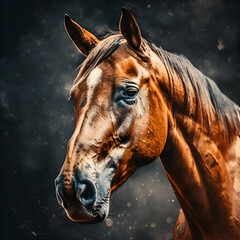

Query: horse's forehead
[
  {"left": 114, "top": 57, "right": 139, "bottom": 78},
  {"left": 72, "top": 45, "right": 148, "bottom": 93},
  {"left": 86, "top": 67, "right": 103, "bottom": 90},
  {"left": 110, "top": 49, "right": 149, "bottom": 80}
]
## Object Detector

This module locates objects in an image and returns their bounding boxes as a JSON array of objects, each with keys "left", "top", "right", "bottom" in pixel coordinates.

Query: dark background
[{"left": 0, "top": 0, "right": 239, "bottom": 239}]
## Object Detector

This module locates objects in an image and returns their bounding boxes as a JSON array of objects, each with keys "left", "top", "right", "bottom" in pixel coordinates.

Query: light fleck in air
[
  {"left": 217, "top": 39, "right": 224, "bottom": 50},
  {"left": 166, "top": 217, "right": 174, "bottom": 224},
  {"left": 151, "top": 222, "right": 157, "bottom": 228},
  {"left": 168, "top": 10, "right": 174, "bottom": 16},
  {"left": 105, "top": 218, "right": 113, "bottom": 227}
]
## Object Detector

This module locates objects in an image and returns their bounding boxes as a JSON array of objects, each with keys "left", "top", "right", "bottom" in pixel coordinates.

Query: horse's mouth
[
  {"left": 63, "top": 201, "right": 109, "bottom": 224},
  {"left": 76, "top": 213, "right": 106, "bottom": 224}
]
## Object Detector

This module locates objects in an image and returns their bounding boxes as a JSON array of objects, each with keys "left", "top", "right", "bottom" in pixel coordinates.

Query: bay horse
[{"left": 55, "top": 8, "right": 240, "bottom": 239}]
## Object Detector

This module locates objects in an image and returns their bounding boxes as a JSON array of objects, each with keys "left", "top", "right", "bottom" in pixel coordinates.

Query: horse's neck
[
  {"left": 150, "top": 48, "right": 240, "bottom": 236},
  {"left": 161, "top": 111, "right": 240, "bottom": 238}
]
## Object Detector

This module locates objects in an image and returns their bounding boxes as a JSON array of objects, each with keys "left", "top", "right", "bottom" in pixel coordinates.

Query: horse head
[{"left": 55, "top": 8, "right": 169, "bottom": 223}]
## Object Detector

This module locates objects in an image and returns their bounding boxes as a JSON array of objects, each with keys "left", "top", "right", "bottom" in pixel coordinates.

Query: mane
[
  {"left": 74, "top": 32, "right": 240, "bottom": 140},
  {"left": 149, "top": 43, "right": 240, "bottom": 140}
]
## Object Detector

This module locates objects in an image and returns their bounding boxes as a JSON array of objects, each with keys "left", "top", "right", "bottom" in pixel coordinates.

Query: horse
[{"left": 55, "top": 8, "right": 240, "bottom": 239}]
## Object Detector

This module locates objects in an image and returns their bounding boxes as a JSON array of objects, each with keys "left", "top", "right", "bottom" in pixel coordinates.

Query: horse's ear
[
  {"left": 64, "top": 14, "right": 99, "bottom": 56},
  {"left": 119, "top": 8, "right": 142, "bottom": 50}
]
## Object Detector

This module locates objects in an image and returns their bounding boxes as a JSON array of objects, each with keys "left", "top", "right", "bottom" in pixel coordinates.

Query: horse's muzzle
[{"left": 55, "top": 172, "right": 101, "bottom": 223}]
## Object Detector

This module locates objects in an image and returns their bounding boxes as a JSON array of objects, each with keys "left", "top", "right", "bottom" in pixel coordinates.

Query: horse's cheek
[
  {"left": 148, "top": 102, "right": 168, "bottom": 156},
  {"left": 156, "top": 112, "right": 168, "bottom": 153},
  {"left": 131, "top": 118, "right": 164, "bottom": 161}
]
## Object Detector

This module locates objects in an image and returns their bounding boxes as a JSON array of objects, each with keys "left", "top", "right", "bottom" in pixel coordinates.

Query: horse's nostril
[
  {"left": 55, "top": 174, "right": 96, "bottom": 210},
  {"left": 76, "top": 179, "right": 96, "bottom": 208}
]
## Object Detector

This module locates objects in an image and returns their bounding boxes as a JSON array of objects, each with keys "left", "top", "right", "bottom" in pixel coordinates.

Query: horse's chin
[{"left": 64, "top": 204, "right": 108, "bottom": 224}]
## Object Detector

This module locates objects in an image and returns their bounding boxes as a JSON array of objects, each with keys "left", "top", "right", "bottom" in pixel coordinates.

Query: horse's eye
[{"left": 123, "top": 87, "right": 138, "bottom": 98}]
